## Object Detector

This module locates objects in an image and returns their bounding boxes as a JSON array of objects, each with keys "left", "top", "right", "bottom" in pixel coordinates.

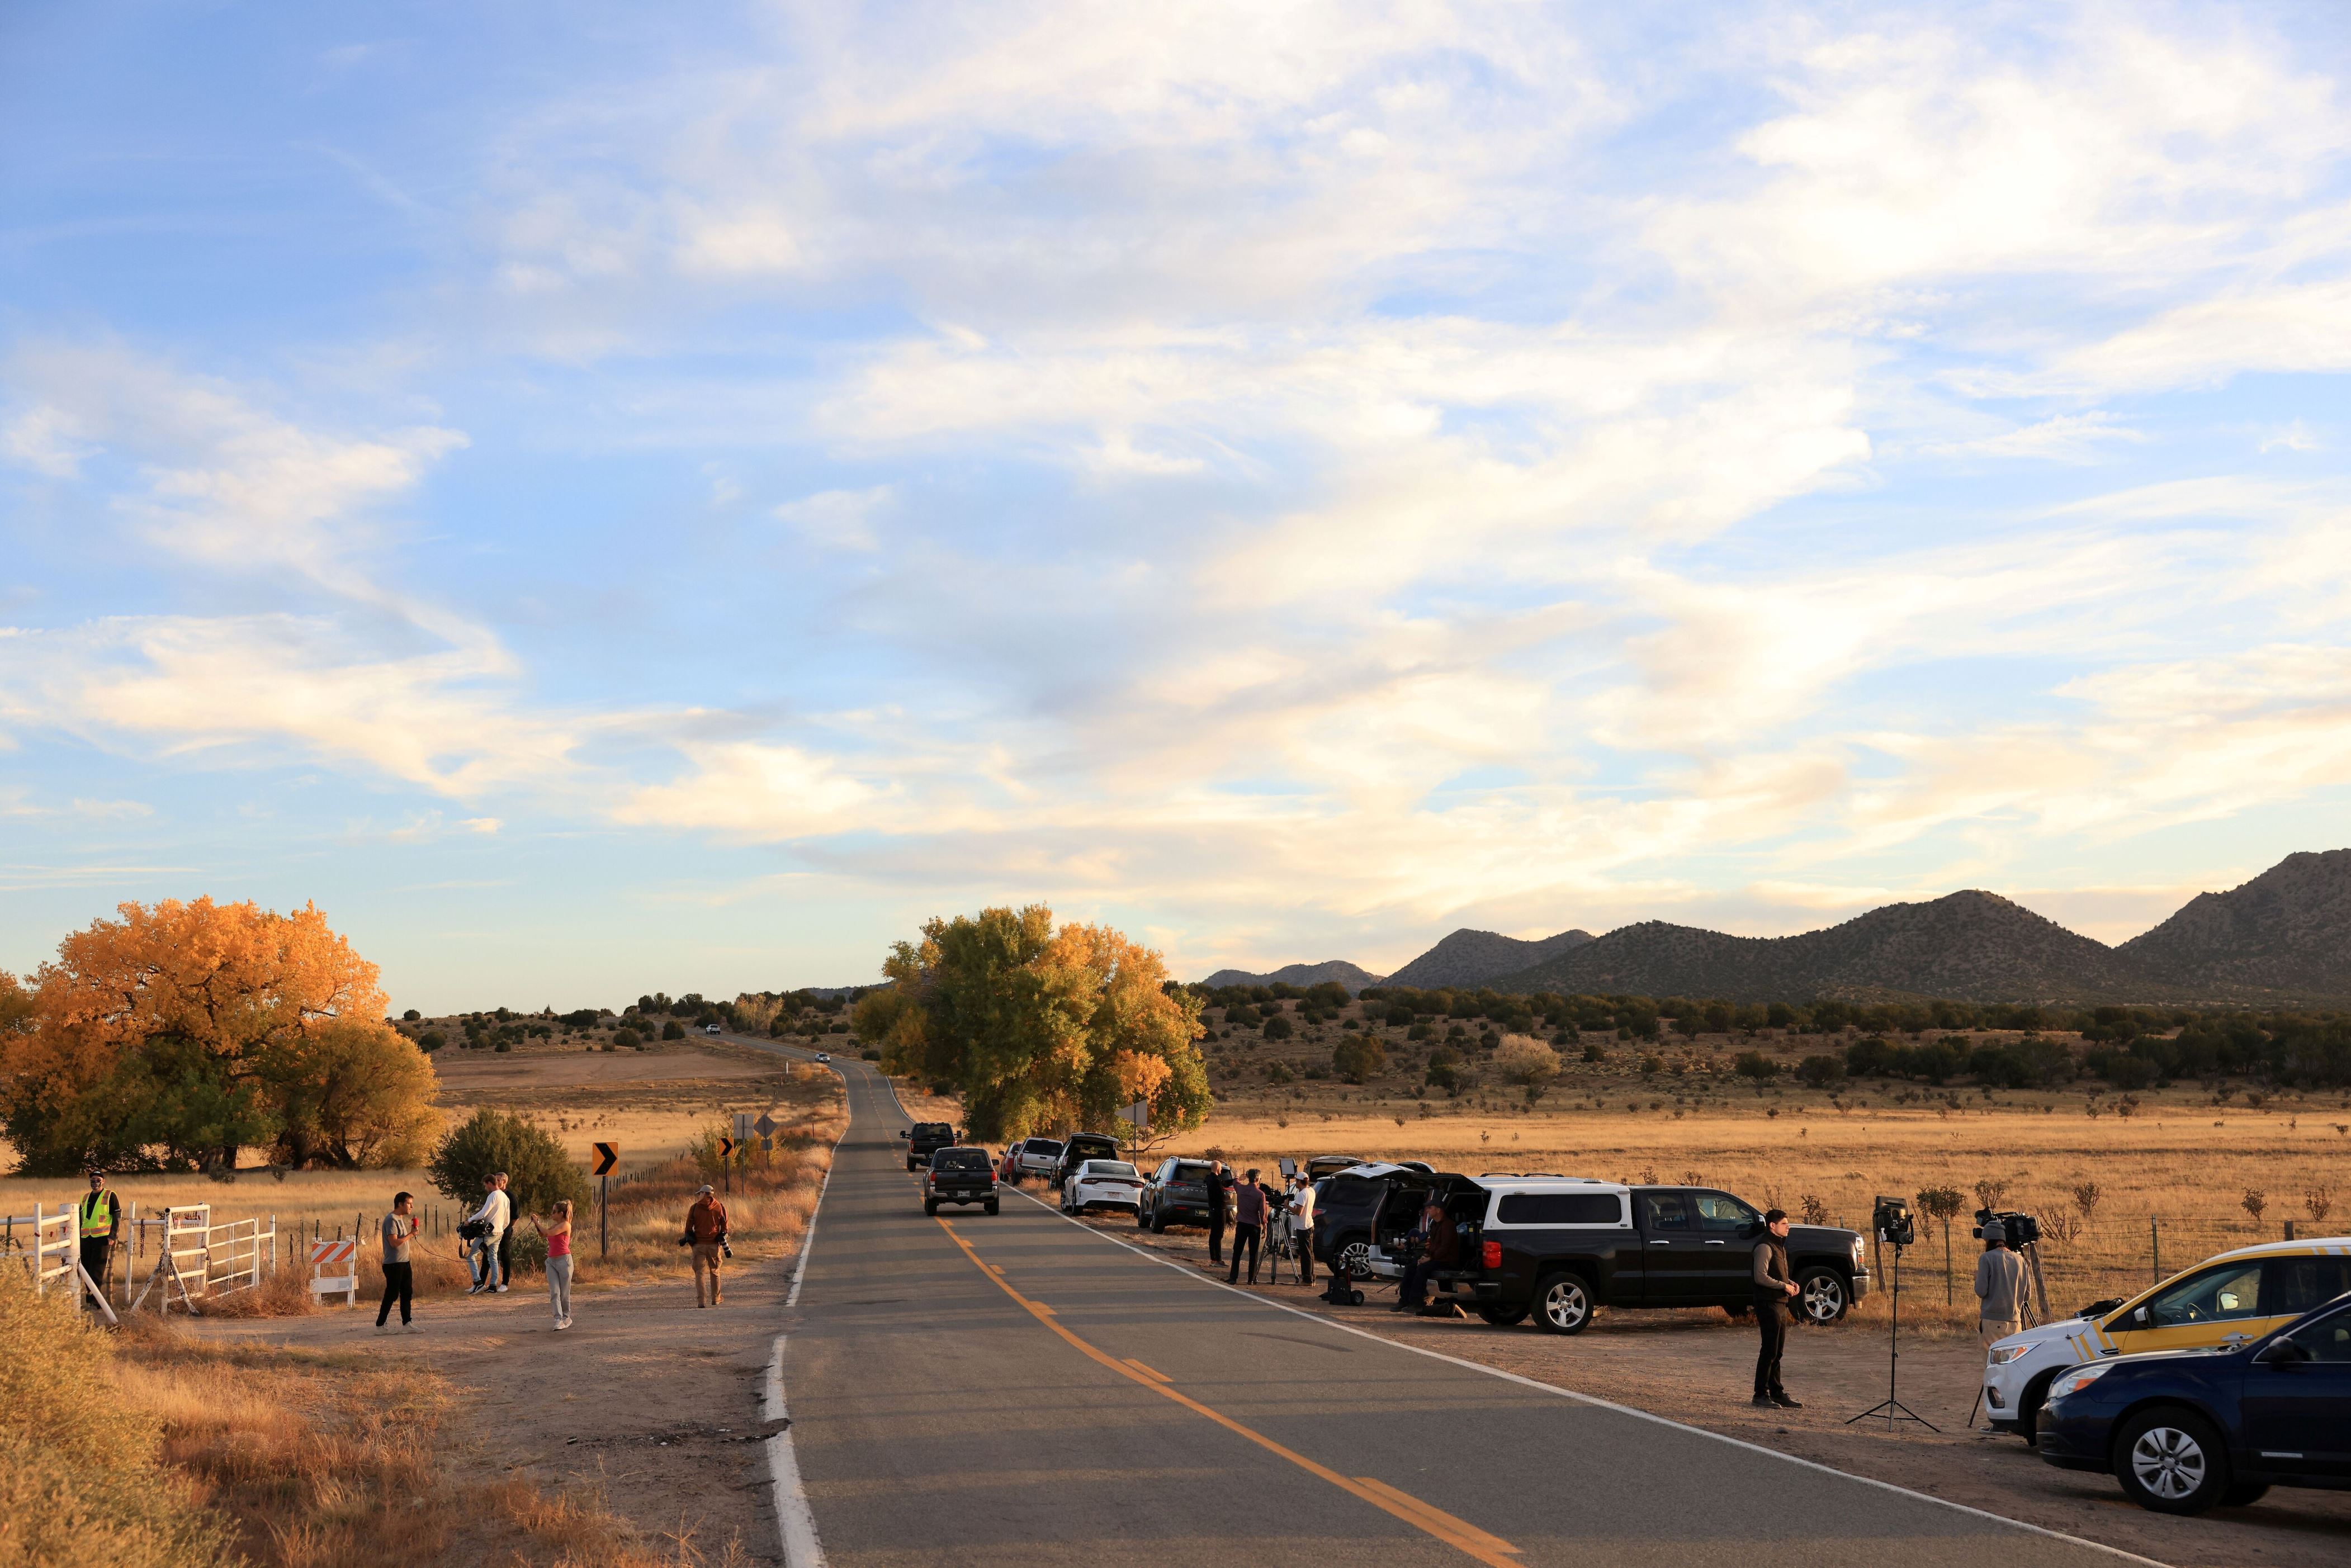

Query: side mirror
[
  {"left": 2130, "top": 1307, "right": 2150, "bottom": 1328},
  {"left": 2255, "top": 1339, "right": 2309, "bottom": 1367},
  {"left": 897, "top": 1130, "right": 909, "bottom": 1139}
]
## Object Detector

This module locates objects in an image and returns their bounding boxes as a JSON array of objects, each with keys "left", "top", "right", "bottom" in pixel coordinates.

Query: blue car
[{"left": 2037, "top": 1291, "right": 2351, "bottom": 1513}]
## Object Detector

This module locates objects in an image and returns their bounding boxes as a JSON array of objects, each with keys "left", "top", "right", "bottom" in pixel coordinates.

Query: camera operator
[
  {"left": 1974, "top": 1219, "right": 2028, "bottom": 1346},
  {"left": 1393, "top": 1196, "right": 1456, "bottom": 1314},
  {"left": 1751, "top": 1207, "right": 1801, "bottom": 1409}
]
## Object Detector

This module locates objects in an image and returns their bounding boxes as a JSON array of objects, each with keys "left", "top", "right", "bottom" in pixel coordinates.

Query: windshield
[
  {"left": 1026, "top": 1140, "right": 1063, "bottom": 1157},
  {"left": 2145, "top": 1261, "right": 2266, "bottom": 1327},
  {"left": 913, "top": 1123, "right": 952, "bottom": 1136},
  {"left": 1082, "top": 1162, "right": 1138, "bottom": 1178},
  {"left": 1172, "top": 1162, "right": 1211, "bottom": 1179},
  {"left": 933, "top": 1148, "right": 991, "bottom": 1171}
]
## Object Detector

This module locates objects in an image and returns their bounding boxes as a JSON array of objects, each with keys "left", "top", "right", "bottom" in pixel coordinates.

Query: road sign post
[
  {"left": 593, "top": 1141, "right": 619, "bottom": 1259},
  {"left": 718, "top": 1136, "right": 736, "bottom": 1195}
]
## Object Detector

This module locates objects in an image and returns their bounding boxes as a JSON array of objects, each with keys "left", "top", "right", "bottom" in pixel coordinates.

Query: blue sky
[{"left": 6, "top": 2, "right": 2351, "bottom": 1012}]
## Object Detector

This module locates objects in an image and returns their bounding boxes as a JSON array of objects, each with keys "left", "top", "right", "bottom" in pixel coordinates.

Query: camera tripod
[{"left": 1847, "top": 1238, "right": 1937, "bottom": 1432}]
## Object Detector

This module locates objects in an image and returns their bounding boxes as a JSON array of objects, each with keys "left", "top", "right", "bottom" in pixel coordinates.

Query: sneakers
[
  {"left": 494, "top": 1285, "right": 509, "bottom": 1294},
  {"left": 1752, "top": 1394, "right": 1777, "bottom": 1407},
  {"left": 1771, "top": 1394, "right": 1805, "bottom": 1410}
]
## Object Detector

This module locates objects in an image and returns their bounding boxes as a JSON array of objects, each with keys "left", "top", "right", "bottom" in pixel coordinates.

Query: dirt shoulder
[
  {"left": 1048, "top": 1192, "right": 2351, "bottom": 1568},
  {"left": 195, "top": 1259, "right": 789, "bottom": 1566}
]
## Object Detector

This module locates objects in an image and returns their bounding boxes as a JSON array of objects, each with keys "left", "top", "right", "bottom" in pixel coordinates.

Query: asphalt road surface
[{"left": 760, "top": 1049, "right": 2146, "bottom": 1568}]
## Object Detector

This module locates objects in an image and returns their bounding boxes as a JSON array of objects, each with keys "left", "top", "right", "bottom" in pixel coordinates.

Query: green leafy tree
[
  {"left": 1332, "top": 1034, "right": 1386, "bottom": 1084},
  {"left": 426, "top": 1107, "right": 589, "bottom": 1223}
]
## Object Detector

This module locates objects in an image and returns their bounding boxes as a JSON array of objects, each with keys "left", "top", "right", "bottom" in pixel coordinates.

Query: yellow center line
[
  {"left": 1121, "top": 1357, "right": 1172, "bottom": 1383},
  {"left": 932, "top": 1216, "right": 1519, "bottom": 1566}
]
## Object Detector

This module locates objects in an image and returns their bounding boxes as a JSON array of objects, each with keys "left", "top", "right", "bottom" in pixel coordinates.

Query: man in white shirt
[
  {"left": 466, "top": 1174, "right": 511, "bottom": 1295},
  {"left": 1289, "top": 1173, "right": 1317, "bottom": 1285}
]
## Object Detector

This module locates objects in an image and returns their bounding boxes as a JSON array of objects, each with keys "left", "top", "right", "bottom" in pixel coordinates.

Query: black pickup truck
[
  {"left": 1314, "top": 1167, "right": 1871, "bottom": 1333},
  {"left": 921, "top": 1146, "right": 999, "bottom": 1215},
  {"left": 901, "top": 1121, "right": 957, "bottom": 1170}
]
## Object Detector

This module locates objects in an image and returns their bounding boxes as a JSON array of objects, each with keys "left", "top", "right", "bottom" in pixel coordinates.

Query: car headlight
[
  {"left": 2048, "top": 1363, "right": 2112, "bottom": 1403},
  {"left": 1986, "top": 1344, "right": 2031, "bottom": 1365}
]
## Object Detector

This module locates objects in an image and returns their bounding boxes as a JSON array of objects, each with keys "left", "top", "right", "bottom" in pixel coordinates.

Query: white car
[
  {"left": 1062, "top": 1159, "right": 1145, "bottom": 1216},
  {"left": 1982, "top": 1237, "right": 2351, "bottom": 1441},
  {"left": 816, "top": 1051, "right": 831, "bottom": 1063},
  {"left": 703, "top": 1023, "right": 722, "bottom": 1035}
]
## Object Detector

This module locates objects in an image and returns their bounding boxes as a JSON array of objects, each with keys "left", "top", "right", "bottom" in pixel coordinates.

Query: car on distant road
[
  {"left": 1014, "top": 1138, "right": 1063, "bottom": 1184},
  {"left": 1138, "top": 1158, "right": 1216, "bottom": 1231},
  {"left": 816, "top": 1051, "right": 830, "bottom": 1063},
  {"left": 1063, "top": 1159, "right": 1145, "bottom": 1217},
  {"left": 703, "top": 1022, "right": 722, "bottom": 1035},
  {"left": 902, "top": 1121, "right": 958, "bottom": 1170},
  {"left": 2036, "top": 1291, "right": 2351, "bottom": 1513},
  {"left": 1983, "top": 1238, "right": 2351, "bottom": 1442},
  {"left": 923, "top": 1147, "right": 1000, "bottom": 1216}
]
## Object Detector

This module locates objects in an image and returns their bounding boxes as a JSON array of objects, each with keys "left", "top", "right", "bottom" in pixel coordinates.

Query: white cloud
[{"left": 773, "top": 485, "right": 891, "bottom": 551}]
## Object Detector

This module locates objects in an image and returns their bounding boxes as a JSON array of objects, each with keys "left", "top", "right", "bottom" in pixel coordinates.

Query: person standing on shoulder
[
  {"left": 680, "top": 1184, "right": 729, "bottom": 1307},
  {"left": 377, "top": 1191, "right": 419, "bottom": 1333},
  {"left": 1228, "top": 1168, "right": 1267, "bottom": 1285},
  {"left": 1201, "top": 1161, "right": 1230, "bottom": 1266},
  {"left": 493, "top": 1173, "right": 517, "bottom": 1293},
  {"left": 77, "top": 1168, "right": 120, "bottom": 1311},
  {"left": 1290, "top": 1172, "right": 1316, "bottom": 1285},
  {"left": 465, "top": 1174, "right": 510, "bottom": 1295},
  {"left": 1974, "top": 1220, "right": 2029, "bottom": 1346},
  {"left": 530, "top": 1200, "right": 575, "bottom": 1329},
  {"left": 1751, "top": 1207, "right": 1801, "bottom": 1409}
]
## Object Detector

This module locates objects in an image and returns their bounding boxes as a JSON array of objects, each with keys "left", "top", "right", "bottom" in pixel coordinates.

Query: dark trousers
[
  {"left": 1298, "top": 1228, "right": 1314, "bottom": 1283},
  {"left": 497, "top": 1229, "right": 514, "bottom": 1287},
  {"left": 1399, "top": 1259, "right": 1434, "bottom": 1308},
  {"left": 1207, "top": 1216, "right": 1226, "bottom": 1263},
  {"left": 1754, "top": 1297, "right": 1787, "bottom": 1395},
  {"left": 377, "top": 1261, "right": 414, "bottom": 1326},
  {"left": 1227, "top": 1223, "right": 1260, "bottom": 1282},
  {"left": 78, "top": 1238, "right": 111, "bottom": 1305}
]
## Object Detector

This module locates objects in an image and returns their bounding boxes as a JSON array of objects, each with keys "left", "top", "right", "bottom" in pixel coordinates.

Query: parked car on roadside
[
  {"left": 1051, "top": 1132, "right": 1123, "bottom": 1189},
  {"left": 1015, "top": 1138, "right": 1063, "bottom": 1183},
  {"left": 1983, "top": 1238, "right": 2351, "bottom": 1442},
  {"left": 1305, "top": 1155, "right": 1367, "bottom": 1179},
  {"left": 1311, "top": 1169, "right": 1870, "bottom": 1333},
  {"left": 921, "top": 1146, "right": 999, "bottom": 1216},
  {"left": 2036, "top": 1291, "right": 2351, "bottom": 1513},
  {"left": 1138, "top": 1158, "right": 1215, "bottom": 1231},
  {"left": 1063, "top": 1159, "right": 1146, "bottom": 1216}
]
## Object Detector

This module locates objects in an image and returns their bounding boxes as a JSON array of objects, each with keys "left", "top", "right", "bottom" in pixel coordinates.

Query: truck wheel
[
  {"left": 1796, "top": 1267, "right": 1849, "bottom": 1323},
  {"left": 1136, "top": 1204, "right": 1150, "bottom": 1229},
  {"left": 923, "top": 1199, "right": 938, "bottom": 1215},
  {"left": 2115, "top": 1408, "right": 2230, "bottom": 1514},
  {"left": 1477, "top": 1305, "right": 1530, "bottom": 1327},
  {"left": 1150, "top": 1207, "right": 1168, "bottom": 1234},
  {"left": 984, "top": 1200, "right": 999, "bottom": 1216},
  {"left": 1534, "top": 1273, "right": 1593, "bottom": 1334}
]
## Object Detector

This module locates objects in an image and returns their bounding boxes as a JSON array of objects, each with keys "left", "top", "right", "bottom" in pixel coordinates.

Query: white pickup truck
[{"left": 1014, "top": 1138, "right": 1063, "bottom": 1183}]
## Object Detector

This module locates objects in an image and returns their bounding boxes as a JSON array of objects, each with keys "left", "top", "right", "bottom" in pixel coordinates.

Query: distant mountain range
[
  {"left": 1199, "top": 959, "right": 1387, "bottom": 993},
  {"left": 1194, "top": 849, "right": 2351, "bottom": 1005}
]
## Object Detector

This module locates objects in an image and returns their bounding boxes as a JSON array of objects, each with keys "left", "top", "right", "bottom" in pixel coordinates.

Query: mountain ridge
[{"left": 1199, "top": 959, "right": 1385, "bottom": 993}]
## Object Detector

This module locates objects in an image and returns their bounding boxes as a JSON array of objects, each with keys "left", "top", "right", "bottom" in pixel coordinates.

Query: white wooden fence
[{"left": 5, "top": 1201, "right": 278, "bottom": 1313}]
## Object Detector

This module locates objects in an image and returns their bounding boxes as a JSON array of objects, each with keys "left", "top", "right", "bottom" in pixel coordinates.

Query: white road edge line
[
  {"left": 1007, "top": 1185, "right": 2170, "bottom": 1568},
  {"left": 756, "top": 1046, "right": 859, "bottom": 1568}
]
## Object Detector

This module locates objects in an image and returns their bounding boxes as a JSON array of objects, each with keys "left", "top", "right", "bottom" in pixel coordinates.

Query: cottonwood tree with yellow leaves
[
  {"left": 0, "top": 898, "right": 439, "bottom": 1174},
  {"left": 854, "top": 905, "right": 1210, "bottom": 1143}
]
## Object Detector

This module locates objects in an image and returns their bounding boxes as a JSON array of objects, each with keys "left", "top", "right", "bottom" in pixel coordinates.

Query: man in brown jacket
[{"left": 680, "top": 1184, "right": 729, "bottom": 1306}]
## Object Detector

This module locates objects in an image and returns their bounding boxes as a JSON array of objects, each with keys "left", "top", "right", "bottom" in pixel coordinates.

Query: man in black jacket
[
  {"left": 1201, "top": 1161, "right": 1229, "bottom": 1264},
  {"left": 1752, "top": 1208, "right": 1801, "bottom": 1409}
]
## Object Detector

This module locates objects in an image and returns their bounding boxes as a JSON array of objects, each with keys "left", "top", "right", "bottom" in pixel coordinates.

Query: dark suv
[
  {"left": 1051, "top": 1132, "right": 1122, "bottom": 1189},
  {"left": 1139, "top": 1158, "right": 1215, "bottom": 1231},
  {"left": 923, "top": 1147, "right": 1000, "bottom": 1216},
  {"left": 902, "top": 1121, "right": 957, "bottom": 1171}
]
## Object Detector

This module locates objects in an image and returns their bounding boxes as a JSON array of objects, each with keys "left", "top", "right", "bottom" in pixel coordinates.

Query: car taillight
[{"left": 1482, "top": 1240, "right": 1502, "bottom": 1269}]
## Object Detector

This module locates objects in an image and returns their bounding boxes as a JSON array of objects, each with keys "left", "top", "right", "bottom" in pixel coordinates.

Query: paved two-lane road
[{"left": 762, "top": 1048, "right": 2140, "bottom": 1568}]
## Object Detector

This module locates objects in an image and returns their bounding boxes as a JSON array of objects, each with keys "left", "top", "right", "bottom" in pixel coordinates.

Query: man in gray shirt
[
  {"left": 376, "top": 1190, "right": 419, "bottom": 1332},
  {"left": 1752, "top": 1207, "right": 1801, "bottom": 1409},
  {"left": 1974, "top": 1221, "right": 2030, "bottom": 1345}
]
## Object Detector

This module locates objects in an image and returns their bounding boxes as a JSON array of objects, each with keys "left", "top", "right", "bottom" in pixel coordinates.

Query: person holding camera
[
  {"left": 376, "top": 1190, "right": 419, "bottom": 1332},
  {"left": 464, "top": 1173, "right": 510, "bottom": 1295},
  {"left": 529, "top": 1199, "right": 575, "bottom": 1330},
  {"left": 1751, "top": 1207, "right": 1801, "bottom": 1409},
  {"left": 1974, "top": 1220, "right": 2028, "bottom": 1346}
]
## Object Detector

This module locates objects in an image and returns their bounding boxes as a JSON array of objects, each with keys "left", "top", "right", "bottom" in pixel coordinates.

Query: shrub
[
  {"left": 1844, "top": 1036, "right": 1894, "bottom": 1076},
  {"left": 1424, "top": 1061, "right": 1459, "bottom": 1094},
  {"left": 1734, "top": 1050, "right": 1779, "bottom": 1081},
  {"left": 401, "top": 1008, "right": 421, "bottom": 1022},
  {"left": 1796, "top": 1054, "right": 1846, "bottom": 1088},
  {"left": 1332, "top": 1035, "right": 1385, "bottom": 1084},
  {"left": 1581, "top": 1041, "right": 1607, "bottom": 1063},
  {"left": 1494, "top": 1035, "right": 1561, "bottom": 1095},
  {"left": 612, "top": 1027, "right": 640, "bottom": 1049},
  {"left": 662, "top": 1020, "right": 687, "bottom": 1041},
  {"left": 425, "top": 1108, "right": 589, "bottom": 1233},
  {"left": 1263, "top": 1013, "right": 1294, "bottom": 1040},
  {"left": 862, "top": 1048, "right": 881, "bottom": 1060}
]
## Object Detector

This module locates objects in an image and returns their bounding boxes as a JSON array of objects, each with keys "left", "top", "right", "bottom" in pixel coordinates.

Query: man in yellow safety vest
[{"left": 78, "top": 1168, "right": 121, "bottom": 1308}]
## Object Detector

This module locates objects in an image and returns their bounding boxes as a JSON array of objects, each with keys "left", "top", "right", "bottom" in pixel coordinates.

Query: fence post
[{"left": 2151, "top": 1217, "right": 2161, "bottom": 1285}]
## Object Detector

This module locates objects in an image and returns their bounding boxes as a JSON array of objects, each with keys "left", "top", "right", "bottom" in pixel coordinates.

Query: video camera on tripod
[
  {"left": 1871, "top": 1195, "right": 1914, "bottom": 1249},
  {"left": 1971, "top": 1208, "right": 2040, "bottom": 1247}
]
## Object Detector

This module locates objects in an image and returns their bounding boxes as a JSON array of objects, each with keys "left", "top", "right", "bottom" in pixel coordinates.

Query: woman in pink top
[{"left": 530, "top": 1200, "right": 575, "bottom": 1329}]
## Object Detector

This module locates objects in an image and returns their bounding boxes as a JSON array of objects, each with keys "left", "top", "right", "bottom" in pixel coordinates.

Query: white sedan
[
  {"left": 816, "top": 1052, "right": 831, "bottom": 1063},
  {"left": 1062, "top": 1158, "right": 1146, "bottom": 1216}
]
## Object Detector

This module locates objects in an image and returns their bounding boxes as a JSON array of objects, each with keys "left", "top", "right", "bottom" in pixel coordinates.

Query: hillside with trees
[
  {"left": 1200, "top": 959, "right": 1384, "bottom": 992},
  {"left": 2118, "top": 849, "right": 2351, "bottom": 996},
  {"left": 1383, "top": 926, "right": 1594, "bottom": 989}
]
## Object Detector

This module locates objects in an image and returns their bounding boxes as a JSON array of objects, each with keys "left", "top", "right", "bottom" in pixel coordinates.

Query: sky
[{"left": 5, "top": 2, "right": 2351, "bottom": 1013}]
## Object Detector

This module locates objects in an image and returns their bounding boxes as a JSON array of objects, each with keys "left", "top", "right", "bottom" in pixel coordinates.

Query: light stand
[{"left": 1849, "top": 1198, "right": 1937, "bottom": 1432}]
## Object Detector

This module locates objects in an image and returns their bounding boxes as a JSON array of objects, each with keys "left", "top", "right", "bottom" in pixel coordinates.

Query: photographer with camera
[
  {"left": 463, "top": 1173, "right": 510, "bottom": 1295},
  {"left": 1751, "top": 1207, "right": 1802, "bottom": 1409},
  {"left": 1974, "top": 1218, "right": 2029, "bottom": 1347},
  {"left": 681, "top": 1183, "right": 730, "bottom": 1307}
]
